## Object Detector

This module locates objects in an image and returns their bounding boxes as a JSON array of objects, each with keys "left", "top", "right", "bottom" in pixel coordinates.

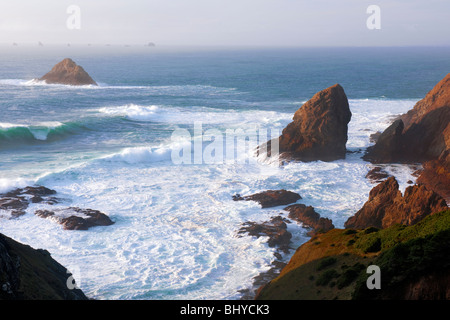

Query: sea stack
[
  {"left": 260, "top": 84, "right": 352, "bottom": 162},
  {"left": 363, "top": 73, "right": 450, "bottom": 202},
  {"left": 39, "top": 58, "right": 97, "bottom": 86}
]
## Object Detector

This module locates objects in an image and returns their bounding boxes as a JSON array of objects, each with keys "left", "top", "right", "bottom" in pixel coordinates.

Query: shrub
[
  {"left": 316, "top": 269, "right": 339, "bottom": 286},
  {"left": 317, "top": 257, "right": 337, "bottom": 271}
]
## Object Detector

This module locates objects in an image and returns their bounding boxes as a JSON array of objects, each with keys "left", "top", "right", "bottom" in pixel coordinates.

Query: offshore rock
[
  {"left": 39, "top": 58, "right": 97, "bottom": 86},
  {"left": 260, "top": 84, "right": 352, "bottom": 162}
]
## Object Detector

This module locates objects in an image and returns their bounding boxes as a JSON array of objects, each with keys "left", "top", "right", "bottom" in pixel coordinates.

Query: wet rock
[
  {"left": 0, "top": 186, "right": 59, "bottom": 219},
  {"left": 232, "top": 189, "right": 301, "bottom": 208},
  {"left": 365, "top": 166, "right": 391, "bottom": 183},
  {"left": 35, "top": 207, "right": 114, "bottom": 230},
  {"left": 238, "top": 216, "right": 292, "bottom": 253},
  {"left": 283, "top": 204, "right": 334, "bottom": 236}
]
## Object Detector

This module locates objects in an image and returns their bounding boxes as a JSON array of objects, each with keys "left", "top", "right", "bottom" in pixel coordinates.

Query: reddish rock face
[
  {"left": 261, "top": 84, "right": 352, "bottom": 162},
  {"left": 344, "top": 177, "right": 448, "bottom": 230},
  {"left": 39, "top": 58, "right": 97, "bottom": 86},
  {"left": 363, "top": 73, "right": 450, "bottom": 202}
]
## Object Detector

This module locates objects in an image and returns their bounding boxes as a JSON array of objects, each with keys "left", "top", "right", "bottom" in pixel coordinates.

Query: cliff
[
  {"left": 363, "top": 73, "right": 450, "bottom": 202},
  {"left": 0, "top": 233, "right": 88, "bottom": 300}
]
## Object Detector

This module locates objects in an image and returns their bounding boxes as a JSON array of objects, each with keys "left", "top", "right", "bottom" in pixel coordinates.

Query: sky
[{"left": 0, "top": 0, "right": 449, "bottom": 47}]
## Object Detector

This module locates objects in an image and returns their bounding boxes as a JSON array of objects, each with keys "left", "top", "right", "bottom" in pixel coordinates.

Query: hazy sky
[{"left": 1, "top": 0, "right": 449, "bottom": 47}]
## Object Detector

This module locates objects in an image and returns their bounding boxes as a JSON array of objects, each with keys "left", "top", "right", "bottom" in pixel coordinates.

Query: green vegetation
[{"left": 256, "top": 210, "right": 450, "bottom": 300}]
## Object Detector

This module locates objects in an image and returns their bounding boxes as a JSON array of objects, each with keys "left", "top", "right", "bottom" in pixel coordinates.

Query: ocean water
[{"left": 0, "top": 46, "right": 449, "bottom": 299}]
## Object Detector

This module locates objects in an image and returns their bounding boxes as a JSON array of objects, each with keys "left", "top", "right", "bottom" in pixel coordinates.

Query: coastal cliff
[
  {"left": 0, "top": 233, "right": 88, "bottom": 300},
  {"left": 255, "top": 75, "right": 450, "bottom": 300},
  {"left": 363, "top": 73, "right": 450, "bottom": 202}
]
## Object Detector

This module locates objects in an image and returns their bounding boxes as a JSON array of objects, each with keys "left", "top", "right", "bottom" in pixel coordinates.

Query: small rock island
[{"left": 39, "top": 58, "right": 97, "bottom": 86}]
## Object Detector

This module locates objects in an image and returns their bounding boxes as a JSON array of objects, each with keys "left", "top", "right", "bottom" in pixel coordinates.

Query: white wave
[
  {"left": 0, "top": 177, "right": 34, "bottom": 194},
  {"left": 0, "top": 121, "right": 66, "bottom": 141},
  {"left": 98, "top": 103, "right": 292, "bottom": 126}
]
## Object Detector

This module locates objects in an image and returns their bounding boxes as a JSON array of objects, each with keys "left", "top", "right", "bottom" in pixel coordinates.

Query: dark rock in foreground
[
  {"left": 284, "top": 204, "right": 334, "bottom": 236},
  {"left": 232, "top": 189, "right": 301, "bottom": 208},
  {"left": 0, "top": 233, "right": 88, "bottom": 300},
  {"left": 39, "top": 58, "right": 97, "bottom": 86},
  {"left": 259, "top": 84, "right": 352, "bottom": 162},
  {"left": 344, "top": 177, "right": 448, "bottom": 230}
]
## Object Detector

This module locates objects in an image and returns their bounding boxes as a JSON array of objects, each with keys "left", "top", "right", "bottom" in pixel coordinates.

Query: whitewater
[{"left": 1, "top": 46, "right": 448, "bottom": 300}]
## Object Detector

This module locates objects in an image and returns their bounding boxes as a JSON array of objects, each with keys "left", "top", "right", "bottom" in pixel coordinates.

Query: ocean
[{"left": 0, "top": 45, "right": 449, "bottom": 299}]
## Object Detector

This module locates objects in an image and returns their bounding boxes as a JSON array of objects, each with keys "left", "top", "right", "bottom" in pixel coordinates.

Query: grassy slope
[{"left": 256, "top": 210, "right": 450, "bottom": 300}]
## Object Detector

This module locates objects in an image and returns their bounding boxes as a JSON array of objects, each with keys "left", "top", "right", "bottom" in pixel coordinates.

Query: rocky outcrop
[
  {"left": 238, "top": 216, "right": 292, "bottom": 253},
  {"left": 232, "top": 190, "right": 301, "bottom": 208},
  {"left": 363, "top": 74, "right": 450, "bottom": 201},
  {"left": 344, "top": 177, "right": 448, "bottom": 230},
  {"left": 35, "top": 207, "right": 115, "bottom": 231},
  {"left": 416, "top": 153, "right": 450, "bottom": 201},
  {"left": 0, "top": 186, "right": 114, "bottom": 230},
  {"left": 365, "top": 166, "right": 391, "bottom": 183},
  {"left": 0, "top": 186, "right": 58, "bottom": 217},
  {"left": 284, "top": 204, "right": 334, "bottom": 236},
  {"left": 260, "top": 84, "right": 352, "bottom": 162},
  {"left": 39, "top": 58, "right": 97, "bottom": 86},
  {"left": 0, "top": 233, "right": 88, "bottom": 300}
]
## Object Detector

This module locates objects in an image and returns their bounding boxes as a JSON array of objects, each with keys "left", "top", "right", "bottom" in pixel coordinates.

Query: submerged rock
[
  {"left": 232, "top": 189, "right": 301, "bottom": 208},
  {"left": 344, "top": 177, "right": 448, "bottom": 229},
  {"left": 39, "top": 58, "right": 97, "bottom": 86},
  {"left": 259, "top": 84, "right": 352, "bottom": 162}
]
